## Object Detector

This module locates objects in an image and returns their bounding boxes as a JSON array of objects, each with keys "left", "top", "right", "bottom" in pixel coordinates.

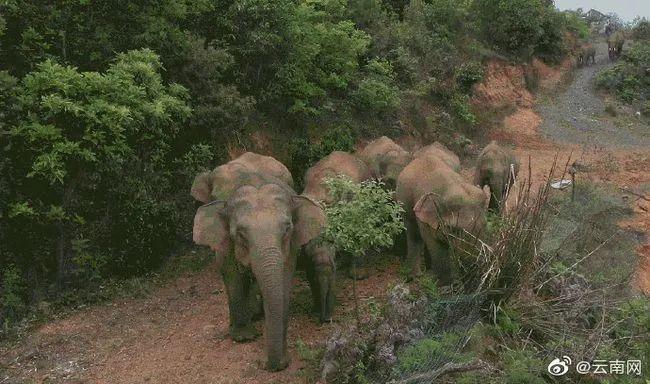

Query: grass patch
[{"left": 319, "top": 165, "right": 648, "bottom": 383}]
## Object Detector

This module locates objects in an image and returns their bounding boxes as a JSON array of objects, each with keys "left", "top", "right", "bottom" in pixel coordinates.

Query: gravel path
[{"left": 538, "top": 40, "right": 649, "bottom": 148}]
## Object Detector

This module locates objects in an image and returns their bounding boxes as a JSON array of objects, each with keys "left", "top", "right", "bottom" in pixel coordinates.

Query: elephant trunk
[
  {"left": 316, "top": 264, "right": 334, "bottom": 322},
  {"left": 253, "top": 246, "right": 290, "bottom": 371}
]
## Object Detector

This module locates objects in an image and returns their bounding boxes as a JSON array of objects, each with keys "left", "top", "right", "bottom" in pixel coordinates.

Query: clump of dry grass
[{"left": 440, "top": 157, "right": 557, "bottom": 312}]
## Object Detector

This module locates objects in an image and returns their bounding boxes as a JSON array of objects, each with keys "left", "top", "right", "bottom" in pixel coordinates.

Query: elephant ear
[
  {"left": 292, "top": 195, "right": 326, "bottom": 247},
  {"left": 413, "top": 192, "right": 442, "bottom": 229},
  {"left": 193, "top": 202, "right": 231, "bottom": 259},
  {"left": 191, "top": 171, "right": 213, "bottom": 203}
]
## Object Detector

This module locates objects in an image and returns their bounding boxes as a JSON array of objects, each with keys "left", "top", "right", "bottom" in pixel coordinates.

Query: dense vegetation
[
  {"left": 314, "top": 181, "right": 648, "bottom": 383},
  {"left": 1, "top": 1, "right": 586, "bottom": 327},
  {"left": 596, "top": 21, "right": 650, "bottom": 115}
]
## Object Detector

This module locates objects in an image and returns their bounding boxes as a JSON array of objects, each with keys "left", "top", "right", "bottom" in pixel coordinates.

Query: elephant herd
[{"left": 190, "top": 138, "right": 518, "bottom": 371}]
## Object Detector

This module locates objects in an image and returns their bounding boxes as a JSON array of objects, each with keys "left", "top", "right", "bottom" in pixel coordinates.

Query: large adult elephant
[
  {"left": 191, "top": 155, "right": 329, "bottom": 371},
  {"left": 413, "top": 142, "right": 461, "bottom": 171},
  {"left": 302, "top": 151, "right": 371, "bottom": 204},
  {"left": 607, "top": 31, "right": 625, "bottom": 60},
  {"left": 357, "top": 136, "right": 411, "bottom": 189},
  {"left": 474, "top": 141, "right": 519, "bottom": 213},
  {"left": 397, "top": 156, "right": 487, "bottom": 282}
]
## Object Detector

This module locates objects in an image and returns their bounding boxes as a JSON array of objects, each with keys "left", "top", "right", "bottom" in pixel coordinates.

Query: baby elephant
[
  {"left": 474, "top": 141, "right": 519, "bottom": 213},
  {"left": 397, "top": 156, "right": 488, "bottom": 282},
  {"left": 577, "top": 44, "right": 596, "bottom": 67}
]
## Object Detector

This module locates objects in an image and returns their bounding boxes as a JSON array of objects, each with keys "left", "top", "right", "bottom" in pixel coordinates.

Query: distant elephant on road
[
  {"left": 608, "top": 31, "right": 625, "bottom": 60},
  {"left": 474, "top": 141, "right": 519, "bottom": 213},
  {"left": 397, "top": 157, "right": 487, "bottom": 282},
  {"left": 357, "top": 136, "right": 412, "bottom": 189},
  {"left": 191, "top": 153, "right": 331, "bottom": 371},
  {"left": 577, "top": 44, "right": 596, "bottom": 67}
]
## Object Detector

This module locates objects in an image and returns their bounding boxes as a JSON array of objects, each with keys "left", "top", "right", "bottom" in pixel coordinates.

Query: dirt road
[{"left": 538, "top": 41, "right": 649, "bottom": 148}]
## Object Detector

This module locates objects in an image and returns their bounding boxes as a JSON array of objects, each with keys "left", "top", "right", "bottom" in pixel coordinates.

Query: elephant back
[
  {"left": 303, "top": 151, "right": 371, "bottom": 203},
  {"left": 413, "top": 142, "right": 460, "bottom": 172},
  {"left": 407, "top": 158, "right": 487, "bottom": 233},
  {"left": 396, "top": 155, "right": 456, "bottom": 210}
]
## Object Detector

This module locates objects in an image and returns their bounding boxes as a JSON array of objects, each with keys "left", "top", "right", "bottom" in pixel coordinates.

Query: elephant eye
[
  {"left": 283, "top": 221, "right": 293, "bottom": 234},
  {"left": 236, "top": 229, "right": 247, "bottom": 244}
]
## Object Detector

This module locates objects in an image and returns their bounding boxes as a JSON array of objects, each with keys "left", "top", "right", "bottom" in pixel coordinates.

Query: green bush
[
  {"left": 1, "top": 49, "right": 191, "bottom": 300},
  {"left": 288, "top": 126, "right": 357, "bottom": 189},
  {"left": 354, "top": 59, "right": 400, "bottom": 114},
  {"left": 394, "top": 333, "right": 473, "bottom": 376},
  {"left": 455, "top": 61, "right": 484, "bottom": 94},
  {"left": 1, "top": 265, "right": 26, "bottom": 326},
  {"left": 631, "top": 17, "right": 650, "bottom": 40},
  {"left": 474, "top": 0, "right": 569, "bottom": 62},
  {"left": 596, "top": 42, "right": 650, "bottom": 104}
]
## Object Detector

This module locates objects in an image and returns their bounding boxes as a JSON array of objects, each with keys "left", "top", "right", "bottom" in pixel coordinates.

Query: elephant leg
[
  {"left": 425, "top": 236, "right": 454, "bottom": 286},
  {"left": 406, "top": 214, "right": 425, "bottom": 279},
  {"left": 304, "top": 242, "right": 336, "bottom": 322},
  {"left": 305, "top": 258, "right": 321, "bottom": 314},
  {"left": 347, "top": 252, "right": 370, "bottom": 280},
  {"left": 488, "top": 179, "right": 504, "bottom": 213},
  {"left": 221, "top": 256, "right": 259, "bottom": 342}
]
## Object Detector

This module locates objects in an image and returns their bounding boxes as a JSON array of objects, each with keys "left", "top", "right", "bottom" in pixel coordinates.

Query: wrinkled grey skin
[
  {"left": 357, "top": 136, "right": 412, "bottom": 189},
  {"left": 302, "top": 239, "right": 336, "bottom": 322},
  {"left": 191, "top": 155, "right": 328, "bottom": 371},
  {"left": 397, "top": 157, "right": 488, "bottom": 282},
  {"left": 474, "top": 141, "right": 519, "bottom": 213}
]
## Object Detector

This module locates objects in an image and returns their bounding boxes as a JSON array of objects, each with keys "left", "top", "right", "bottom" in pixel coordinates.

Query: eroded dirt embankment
[{"left": 473, "top": 49, "right": 649, "bottom": 295}]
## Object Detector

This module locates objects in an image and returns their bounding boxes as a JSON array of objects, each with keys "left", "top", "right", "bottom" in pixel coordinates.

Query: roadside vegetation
[
  {"left": 312, "top": 173, "right": 647, "bottom": 383},
  {"left": 596, "top": 19, "right": 650, "bottom": 116}
]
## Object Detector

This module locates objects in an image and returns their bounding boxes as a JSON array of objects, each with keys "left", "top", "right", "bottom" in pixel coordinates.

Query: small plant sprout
[{"left": 323, "top": 175, "right": 405, "bottom": 325}]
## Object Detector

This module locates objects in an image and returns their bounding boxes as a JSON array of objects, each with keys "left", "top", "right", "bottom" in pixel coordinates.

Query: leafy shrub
[
  {"left": 1, "top": 49, "right": 191, "bottom": 300},
  {"left": 474, "top": 0, "right": 570, "bottom": 62},
  {"left": 455, "top": 61, "right": 484, "bottom": 94},
  {"left": 596, "top": 42, "right": 650, "bottom": 104},
  {"left": 323, "top": 176, "right": 404, "bottom": 322},
  {"left": 563, "top": 11, "right": 590, "bottom": 40},
  {"left": 394, "top": 333, "right": 473, "bottom": 376},
  {"left": 1, "top": 265, "right": 26, "bottom": 326},
  {"left": 631, "top": 17, "right": 650, "bottom": 40},
  {"left": 288, "top": 126, "right": 357, "bottom": 189},
  {"left": 499, "top": 350, "right": 546, "bottom": 384},
  {"left": 354, "top": 59, "right": 400, "bottom": 114},
  {"left": 474, "top": 0, "right": 546, "bottom": 58}
]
